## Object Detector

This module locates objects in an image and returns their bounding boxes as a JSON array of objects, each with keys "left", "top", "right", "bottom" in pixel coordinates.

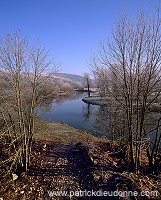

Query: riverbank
[
  {"left": 33, "top": 120, "right": 104, "bottom": 144},
  {"left": 82, "top": 96, "right": 161, "bottom": 112},
  {"left": 82, "top": 96, "right": 110, "bottom": 105},
  {"left": 1, "top": 121, "right": 161, "bottom": 199}
]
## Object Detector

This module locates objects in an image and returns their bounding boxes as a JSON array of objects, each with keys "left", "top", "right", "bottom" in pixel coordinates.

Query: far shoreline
[
  {"left": 82, "top": 96, "right": 161, "bottom": 112},
  {"left": 82, "top": 96, "right": 110, "bottom": 105}
]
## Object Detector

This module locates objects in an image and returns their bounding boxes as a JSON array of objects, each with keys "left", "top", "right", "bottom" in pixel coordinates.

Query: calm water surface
[
  {"left": 36, "top": 92, "right": 109, "bottom": 137},
  {"left": 36, "top": 92, "right": 160, "bottom": 141}
]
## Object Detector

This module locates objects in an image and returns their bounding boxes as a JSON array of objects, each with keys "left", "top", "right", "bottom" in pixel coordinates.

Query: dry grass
[
  {"left": 34, "top": 119, "right": 106, "bottom": 145},
  {"left": 1, "top": 120, "right": 161, "bottom": 200}
]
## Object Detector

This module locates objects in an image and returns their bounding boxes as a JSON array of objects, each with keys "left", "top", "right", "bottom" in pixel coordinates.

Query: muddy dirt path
[{"left": 27, "top": 141, "right": 136, "bottom": 200}]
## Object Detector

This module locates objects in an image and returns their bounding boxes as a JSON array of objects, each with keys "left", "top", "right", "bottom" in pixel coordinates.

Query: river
[
  {"left": 36, "top": 92, "right": 110, "bottom": 138},
  {"left": 36, "top": 92, "right": 161, "bottom": 142}
]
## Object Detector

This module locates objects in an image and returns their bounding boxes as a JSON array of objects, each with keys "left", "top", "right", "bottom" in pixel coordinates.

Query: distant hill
[
  {"left": 53, "top": 73, "right": 84, "bottom": 90},
  {"left": 55, "top": 73, "right": 84, "bottom": 82}
]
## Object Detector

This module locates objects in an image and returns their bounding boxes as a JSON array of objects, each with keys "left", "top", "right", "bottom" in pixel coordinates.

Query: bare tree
[
  {"left": 91, "top": 9, "right": 161, "bottom": 173},
  {"left": 0, "top": 31, "right": 58, "bottom": 173},
  {"left": 83, "top": 72, "right": 91, "bottom": 97},
  {"left": 90, "top": 57, "right": 109, "bottom": 97}
]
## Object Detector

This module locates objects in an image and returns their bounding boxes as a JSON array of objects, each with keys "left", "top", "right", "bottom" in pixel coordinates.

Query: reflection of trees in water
[
  {"left": 36, "top": 92, "right": 86, "bottom": 116},
  {"left": 36, "top": 98, "right": 54, "bottom": 112},
  {"left": 142, "top": 112, "right": 161, "bottom": 145},
  {"left": 82, "top": 101, "right": 161, "bottom": 145},
  {"left": 37, "top": 92, "right": 83, "bottom": 110},
  {"left": 37, "top": 93, "right": 160, "bottom": 147},
  {"left": 68, "top": 92, "right": 86, "bottom": 100},
  {"left": 91, "top": 105, "right": 111, "bottom": 138},
  {"left": 90, "top": 104, "right": 128, "bottom": 140},
  {"left": 42, "top": 92, "right": 86, "bottom": 107},
  {"left": 82, "top": 104, "right": 109, "bottom": 137},
  {"left": 82, "top": 101, "right": 129, "bottom": 140},
  {"left": 82, "top": 103, "right": 92, "bottom": 121}
]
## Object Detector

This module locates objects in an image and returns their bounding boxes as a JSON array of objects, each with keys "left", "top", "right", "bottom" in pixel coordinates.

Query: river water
[
  {"left": 36, "top": 92, "right": 161, "bottom": 143},
  {"left": 36, "top": 92, "right": 110, "bottom": 137}
]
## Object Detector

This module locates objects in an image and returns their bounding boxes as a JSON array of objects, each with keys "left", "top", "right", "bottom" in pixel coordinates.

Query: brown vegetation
[
  {"left": 90, "top": 9, "right": 161, "bottom": 173},
  {"left": 0, "top": 121, "right": 161, "bottom": 199}
]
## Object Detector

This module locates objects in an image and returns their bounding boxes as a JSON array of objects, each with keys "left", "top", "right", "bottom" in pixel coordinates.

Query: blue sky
[{"left": 0, "top": 0, "right": 159, "bottom": 75}]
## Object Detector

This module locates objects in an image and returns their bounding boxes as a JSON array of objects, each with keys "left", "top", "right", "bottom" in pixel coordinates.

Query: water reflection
[
  {"left": 82, "top": 105, "right": 111, "bottom": 137},
  {"left": 82, "top": 103, "right": 128, "bottom": 139},
  {"left": 36, "top": 93, "right": 111, "bottom": 137},
  {"left": 36, "top": 92, "right": 161, "bottom": 141}
]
